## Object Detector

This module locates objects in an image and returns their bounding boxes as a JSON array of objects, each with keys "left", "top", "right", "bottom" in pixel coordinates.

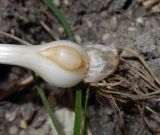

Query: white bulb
[{"left": 0, "top": 40, "right": 89, "bottom": 88}]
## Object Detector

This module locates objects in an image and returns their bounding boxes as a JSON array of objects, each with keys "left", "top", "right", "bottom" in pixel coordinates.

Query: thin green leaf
[
  {"left": 42, "top": 0, "right": 75, "bottom": 41},
  {"left": 32, "top": 72, "right": 63, "bottom": 135},
  {"left": 73, "top": 86, "right": 82, "bottom": 135}
]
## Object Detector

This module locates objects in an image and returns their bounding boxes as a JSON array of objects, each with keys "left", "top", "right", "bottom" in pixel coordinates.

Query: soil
[{"left": 0, "top": 0, "right": 160, "bottom": 135}]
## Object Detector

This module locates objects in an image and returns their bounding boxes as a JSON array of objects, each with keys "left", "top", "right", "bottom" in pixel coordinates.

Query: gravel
[{"left": 0, "top": 0, "right": 160, "bottom": 135}]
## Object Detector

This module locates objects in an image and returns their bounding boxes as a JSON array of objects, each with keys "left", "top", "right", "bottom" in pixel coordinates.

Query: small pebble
[
  {"left": 58, "top": 26, "right": 64, "bottom": 34},
  {"left": 52, "top": 0, "right": 60, "bottom": 7},
  {"left": 136, "top": 17, "right": 144, "bottom": 25},
  {"left": 127, "top": 27, "right": 137, "bottom": 32},
  {"left": 19, "top": 120, "right": 27, "bottom": 129},
  {"left": 5, "top": 111, "right": 17, "bottom": 122},
  {"left": 75, "top": 35, "right": 82, "bottom": 44},
  {"left": 85, "top": 19, "right": 93, "bottom": 28},
  {"left": 64, "top": 0, "right": 71, "bottom": 6},
  {"left": 9, "top": 126, "right": 18, "bottom": 135},
  {"left": 152, "top": 4, "right": 160, "bottom": 12},
  {"left": 112, "top": 33, "right": 116, "bottom": 38},
  {"left": 102, "top": 33, "right": 111, "bottom": 41},
  {"left": 110, "top": 16, "right": 118, "bottom": 31}
]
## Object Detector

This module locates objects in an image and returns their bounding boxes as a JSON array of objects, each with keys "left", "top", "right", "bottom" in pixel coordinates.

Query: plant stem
[{"left": 73, "top": 86, "right": 82, "bottom": 135}]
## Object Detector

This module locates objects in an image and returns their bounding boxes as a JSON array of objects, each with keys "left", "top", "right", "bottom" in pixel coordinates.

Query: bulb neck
[{"left": 0, "top": 44, "right": 35, "bottom": 68}]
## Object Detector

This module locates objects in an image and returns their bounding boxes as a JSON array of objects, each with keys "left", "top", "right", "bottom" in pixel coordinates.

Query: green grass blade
[
  {"left": 42, "top": 0, "right": 75, "bottom": 41},
  {"left": 32, "top": 72, "right": 63, "bottom": 135},
  {"left": 73, "top": 86, "right": 82, "bottom": 135}
]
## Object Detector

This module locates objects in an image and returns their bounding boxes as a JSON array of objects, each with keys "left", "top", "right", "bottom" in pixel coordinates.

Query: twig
[
  {"left": 119, "top": 46, "right": 160, "bottom": 87},
  {"left": 0, "top": 31, "right": 32, "bottom": 45},
  {"left": 39, "top": 21, "right": 59, "bottom": 40},
  {"left": 108, "top": 95, "right": 127, "bottom": 135},
  {"left": 145, "top": 106, "right": 160, "bottom": 116},
  {"left": 143, "top": 0, "right": 160, "bottom": 9}
]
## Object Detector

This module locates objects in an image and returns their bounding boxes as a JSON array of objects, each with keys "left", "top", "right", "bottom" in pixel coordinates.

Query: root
[
  {"left": 93, "top": 46, "right": 160, "bottom": 134},
  {"left": 0, "top": 31, "right": 32, "bottom": 45},
  {"left": 118, "top": 46, "right": 160, "bottom": 87}
]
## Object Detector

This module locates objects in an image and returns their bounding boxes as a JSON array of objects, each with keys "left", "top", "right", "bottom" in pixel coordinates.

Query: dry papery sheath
[{"left": 84, "top": 44, "right": 119, "bottom": 83}]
